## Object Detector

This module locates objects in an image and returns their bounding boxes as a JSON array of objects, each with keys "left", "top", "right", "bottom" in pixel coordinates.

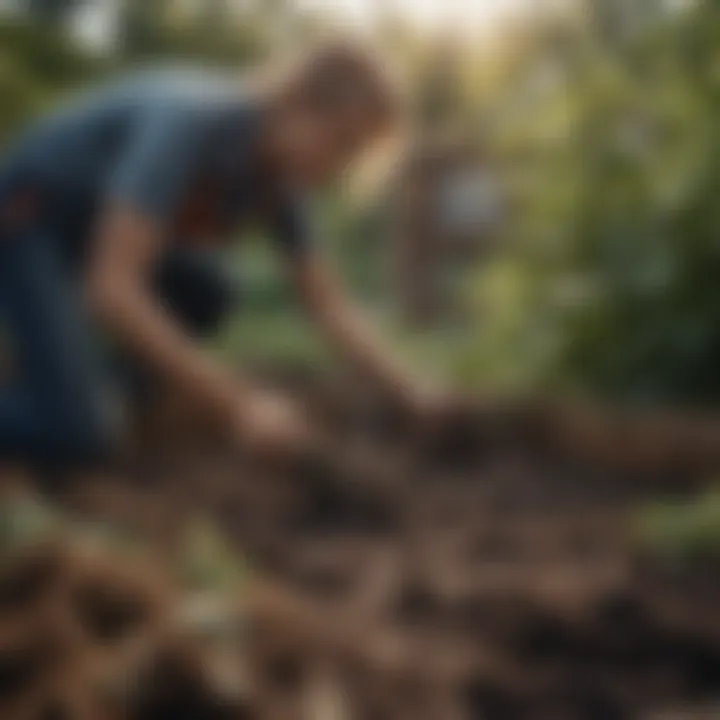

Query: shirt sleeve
[
  {"left": 268, "top": 195, "right": 314, "bottom": 261},
  {"left": 107, "top": 104, "right": 208, "bottom": 225}
]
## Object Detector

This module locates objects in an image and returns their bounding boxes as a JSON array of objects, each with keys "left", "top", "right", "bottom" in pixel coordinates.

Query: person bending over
[{"left": 0, "top": 42, "right": 442, "bottom": 468}]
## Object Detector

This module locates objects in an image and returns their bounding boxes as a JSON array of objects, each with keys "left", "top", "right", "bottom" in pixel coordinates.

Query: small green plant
[
  {"left": 635, "top": 487, "right": 720, "bottom": 564},
  {"left": 0, "top": 493, "right": 63, "bottom": 550},
  {"left": 180, "top": 518, "right": 249, "bottom": 595}
]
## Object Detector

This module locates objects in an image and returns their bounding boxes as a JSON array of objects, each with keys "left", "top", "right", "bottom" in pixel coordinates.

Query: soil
[{"left": 1, "top": 370, "right": 720, "bottom": 719}]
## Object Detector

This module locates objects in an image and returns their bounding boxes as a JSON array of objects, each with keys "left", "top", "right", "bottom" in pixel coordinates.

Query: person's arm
[
  {"left": 270, "top": 198, "right": 431, "bottom": 411},
  {"left": 288, "top": 253, "right": 423, "bottom": 407},
  {"left": 87, "top": 106, "right": 305, "bottom": 450},
  {"left": 88, "top": 203, "right": 251, "bottom": 425}
]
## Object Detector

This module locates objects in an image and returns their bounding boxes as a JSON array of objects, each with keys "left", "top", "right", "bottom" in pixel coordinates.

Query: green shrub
[{"left": 635, "top": 488, "right": 720, "bottom": 564}]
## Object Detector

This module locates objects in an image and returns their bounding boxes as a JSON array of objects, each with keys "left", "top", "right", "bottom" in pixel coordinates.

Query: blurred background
[
  {"left": 2, "top": 2, "right": 720, "bottom": 719},
  {"left": 2, "top": 0, "right": 718, "bottom": 407}
]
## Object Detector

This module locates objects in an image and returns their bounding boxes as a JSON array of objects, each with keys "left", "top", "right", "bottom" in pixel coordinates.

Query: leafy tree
[{"left": 461, "top": 0, "right": 720, "bottom": 404}]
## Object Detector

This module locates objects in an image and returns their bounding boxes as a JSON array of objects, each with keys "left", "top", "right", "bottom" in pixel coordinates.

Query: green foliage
[
  {"left": 636, "top": 488, "right": 720, "bottom": 564},
  {"left": 181, "top": 518, "right": 249, "bottom": 594},
  {"left": 0, "top": 17, "right": 107, "bottom": 142},
  {"left": 0, "top": 1, "right": 271, "bottom": 149},
  {"left": 119, "top": 0, "right": 269, "bottom": 65},
  {"left": 459, "top": 1, "right": 720, "bottom": 403},
  {"left": 0, "top": 494, "right": 63, "bottom": 550},
  {"left": 0, "top": 18, "right": 107, "bottom": 86}
]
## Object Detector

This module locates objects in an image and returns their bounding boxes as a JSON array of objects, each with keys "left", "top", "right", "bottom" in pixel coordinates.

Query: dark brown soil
[{"left": 2, "top": 371, "right": 720, "bottom": 719}]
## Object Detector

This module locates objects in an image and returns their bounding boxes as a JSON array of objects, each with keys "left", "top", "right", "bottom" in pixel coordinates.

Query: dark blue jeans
[{"left": 0, "top": 220, "right": 238, "bottom": 469}]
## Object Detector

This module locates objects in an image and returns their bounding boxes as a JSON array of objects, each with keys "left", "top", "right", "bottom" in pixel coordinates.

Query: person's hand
[
  {"left": 395, "top": 377, "right": 448, "bottom": 419},
  {"left": 234, "top": 391, "right": 313, "bottom": 459},
  {"left": 396, "top": 379, "right": 471, "bottom": 433}
]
